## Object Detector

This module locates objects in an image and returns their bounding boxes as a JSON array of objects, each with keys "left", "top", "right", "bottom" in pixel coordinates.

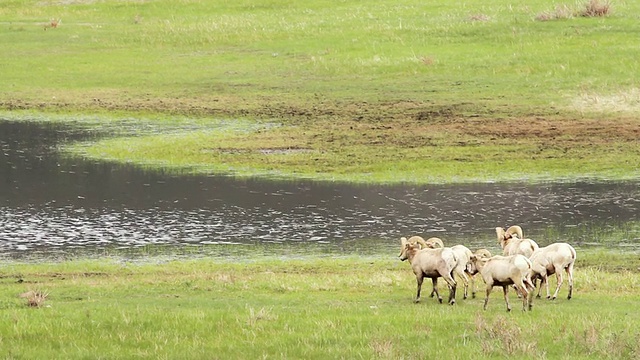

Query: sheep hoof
[
  {"left": 472, "top": 293, "right": 476, "bottom": 299},
  {"left": 567, "top": 295, "right": 572, "bottom": 300},
  {"left": 437, "top": 298, "right": 443, "bottom": 304},
  {"left": 449, "top": 300, "right": 456, "bottom": 306},
  {"left": 506, "top": 308, "right": 511, "bottom": 312},
  {"left": 414, "top": 299, "right": 421, "bottom": 304},
  {"left": 536, "top": 294, "right": 541, "bottom": 299}
]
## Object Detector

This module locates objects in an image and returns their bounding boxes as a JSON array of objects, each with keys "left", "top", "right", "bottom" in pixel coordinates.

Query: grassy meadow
[
  {"left": 0, "top": 251, "right": 639, "bottom": 359},
  {"left": 1, "top": 2, "right": 639, "bottom": 357},
  {"left": 1, "top": 0, "right": 639, "bottom": 183}
]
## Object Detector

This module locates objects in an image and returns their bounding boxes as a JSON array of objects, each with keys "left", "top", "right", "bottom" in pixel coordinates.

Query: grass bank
[
  {"left": 1, "top": 0, "right": 639, "bottom": 183},
  {"left": 1, "top": 251, "right": 638, "bottom": 359}
]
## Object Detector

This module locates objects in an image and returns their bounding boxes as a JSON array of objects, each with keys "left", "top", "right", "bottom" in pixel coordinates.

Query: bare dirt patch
[{"left": 2, "top": 96, "right": 638, "bottom": 152}]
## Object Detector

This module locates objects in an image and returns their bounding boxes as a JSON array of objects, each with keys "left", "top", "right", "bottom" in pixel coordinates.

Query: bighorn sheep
[
  {"left": 419, "top": 237, "right": 476, "bottom": 299},
  {"left": 528, "top": 242, "right": 576, "bottom": 306},
  {"left": 496, "top": 226, "right": 539, "bottom": 257},
  {"left": 466, "top": 254, "right": 535, "bottom": 312},
  {"left": 398, "top": 237, "right": 457, "bottom": 305}
]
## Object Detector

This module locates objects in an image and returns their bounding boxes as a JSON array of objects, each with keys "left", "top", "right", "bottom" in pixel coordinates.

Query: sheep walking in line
[
  {"left": 466, "top": 254, "right": 536, "bottom": 312},
  {"left": 398, "top": 237, "right": 458, "bottom": 305},
  {"left": 496, "top": 226, "right": 539, "bottom": 257},
  {"left": 528, "top": 242, "right": 577, "bottom": 306}
]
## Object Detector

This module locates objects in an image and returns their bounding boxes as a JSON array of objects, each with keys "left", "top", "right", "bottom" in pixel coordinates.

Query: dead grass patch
[
  {"left": 535, "top": 5, "right": 574, "bottom": 21},
  {"left": 468, "top": 14, "right": 491, "bottom": 22},
  {"left": 536, "top": 0, "right": 611, "bottom": 21},
  {"left": 475, "top": 315, "right": 539, "bottom": 356},
  {"left": 579, "top": 0, "right": 611, "bottom": 17},
  {"left": 20, "top": 290, "right": 49, "bottom": 307},
  {"left": 572, "top": 88, "right": 640, "bottom": 113}
]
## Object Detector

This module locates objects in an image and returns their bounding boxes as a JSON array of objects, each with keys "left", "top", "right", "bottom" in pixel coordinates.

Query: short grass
[
  {"left": 0, "top": 250, "right": 638, "bottom": 359},
  {"left": 1, "top": 0, "right": 639, "bottom": 183}
]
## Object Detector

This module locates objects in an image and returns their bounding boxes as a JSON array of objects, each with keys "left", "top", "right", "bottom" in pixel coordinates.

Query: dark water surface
[{"left": 1, "top": 120, "right": 639, "bottom": 260}]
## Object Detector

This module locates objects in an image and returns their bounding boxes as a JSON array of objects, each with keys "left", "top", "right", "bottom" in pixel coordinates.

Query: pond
[{"left": 1, "top": 120, "right": 639, "bottom": 261}]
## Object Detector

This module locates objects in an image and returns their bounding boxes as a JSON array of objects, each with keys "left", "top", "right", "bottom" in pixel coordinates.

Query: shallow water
[{"left": 1, "top": 120, "right": 638, "bottom": 260}]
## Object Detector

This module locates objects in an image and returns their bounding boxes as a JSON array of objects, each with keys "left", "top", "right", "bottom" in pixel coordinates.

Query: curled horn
[
  {"left": 425, "top": 237, "right": 444, "bottom": 249},
  {"left": 407, "top": 236, "right": 428, "bottom": 249},
  {"left": 506, "top": 225, "right": 523, "bottom": 239}
]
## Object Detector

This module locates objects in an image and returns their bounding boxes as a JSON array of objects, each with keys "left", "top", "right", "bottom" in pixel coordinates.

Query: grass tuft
[
  {"left": 535, "top": 5, "right": 574, "bottom": 21},
  {"left": 536, "top": 0, "right": 611, "bottom": 21},
  {"left": 20, "top": 290, "right": 49, "bottom": 308},
  {"left": 580, "top": 0, "right": 612, "bottom": 17}
]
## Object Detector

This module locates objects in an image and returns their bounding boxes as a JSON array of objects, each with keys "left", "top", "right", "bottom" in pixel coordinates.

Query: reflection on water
[{"left": 0, "top": 120, "right": 639, "bottom": 260}]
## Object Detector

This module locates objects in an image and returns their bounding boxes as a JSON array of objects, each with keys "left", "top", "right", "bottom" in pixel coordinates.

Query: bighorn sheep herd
[{"left": 398, "top": 225, "right": 577, "bottom": 312}]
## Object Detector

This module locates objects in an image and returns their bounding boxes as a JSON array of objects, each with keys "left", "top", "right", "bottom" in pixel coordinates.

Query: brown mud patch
[{"left": 1, "top": 97, "right": 639, "bottom": 150}]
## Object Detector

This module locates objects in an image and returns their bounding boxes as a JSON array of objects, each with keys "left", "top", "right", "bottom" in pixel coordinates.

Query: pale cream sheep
[
  {"left": 496, "top": 226, "right": 539, "bottom": 257},
  {"left": 527, "top": 242, "right": 577, "bottom": 306},
  {"left": 466, "top": 254, "right": 535, "bottom": 312},
  {"left": 469, "top": 248, "right": 492, "bottom": 298},
  {"left": 398, "top": 237, "right": 458, "bottom": 305},
  {"left": 420, "top": 237, "right": 476, "bottom": 299}
]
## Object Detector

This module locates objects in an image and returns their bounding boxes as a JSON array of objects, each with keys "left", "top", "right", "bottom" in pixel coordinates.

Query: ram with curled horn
[{"left": 398, "top": 236, "right": 457, "bottom": 305}]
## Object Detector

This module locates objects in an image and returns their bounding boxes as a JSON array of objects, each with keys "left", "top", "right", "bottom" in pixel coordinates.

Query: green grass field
[
  {"left": 2, "top": 0, "right": 639, "bottom": 183},
  {"left": 1, "top": 2, "right": 638, "bottom": 358},
  {"left": 1, "top": 251, "right": 638, "bottom": 359}
]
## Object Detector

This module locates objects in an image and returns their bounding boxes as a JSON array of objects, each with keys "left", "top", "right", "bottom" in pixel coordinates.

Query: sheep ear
[{"left": 401, "top": 237, "right": 407, "bottom": 246}]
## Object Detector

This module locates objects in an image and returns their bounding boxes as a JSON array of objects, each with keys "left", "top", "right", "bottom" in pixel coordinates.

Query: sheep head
[
  {"left": 466, "top": 254, "right": 489, "bottom": 275},
  {"left": 399, "top": 236, "right": 423, "bottom": 261}
]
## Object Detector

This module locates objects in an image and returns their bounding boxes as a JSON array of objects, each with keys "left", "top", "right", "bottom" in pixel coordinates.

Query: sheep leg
[
  {"left": 532, "top": 277, "right": 542, "bottom": 298},
  {"left": 431, "top": 278, "right": 443, "bottom": 303},
  {"left": 551, "top": 268, "right": 564, "bottom": 300},
  {"left": 443, "top": 272, "right": 457, "bottom": 305},
  {"left": 566, "top": 263, "right": 574, "bottom": 300},
  {"left": 502, "top": 286, "right": 512, "bottom": 312},
  {"left": 542, "top": 274, "right": 551, "bottom": 299},
  {"left": 429, "top": 278, "right": 437, "bottom": 298},
  {"left": 515, "top": 282, "right": 529, "bottom": 311},
  {"left": 414, "top": 275, "right": 424, "bottom": 303},
  {"left": 527, "top": 286, "right": 535, "bottom": 311},
  {"left": 457, "top": 269, "right": 470, "bottom": 300},
  {"left": 483, "top": 285, "right": 493, "bottom": 310},
  {"left": 470, "top": 273, "right": 477, "bottom": 299}
]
